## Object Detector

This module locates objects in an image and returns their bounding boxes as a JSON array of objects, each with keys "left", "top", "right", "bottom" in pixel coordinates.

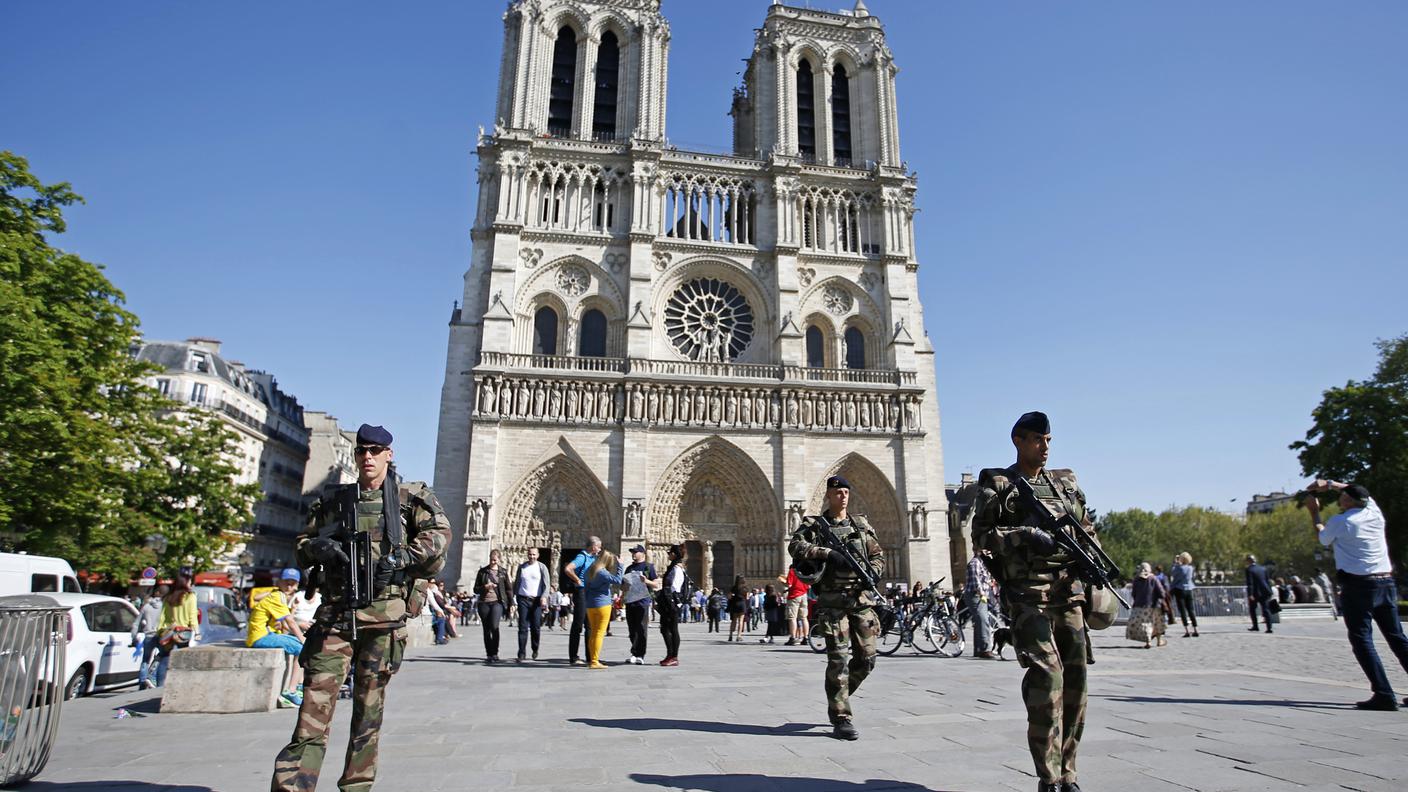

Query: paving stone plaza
[{"left": 39, "top": 616, "right": 1408, "bottom": 791}]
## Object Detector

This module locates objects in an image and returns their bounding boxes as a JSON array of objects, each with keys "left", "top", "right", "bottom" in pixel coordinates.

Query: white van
[{"left": 0, "top": 552, "right": 83, "bottom": 596}]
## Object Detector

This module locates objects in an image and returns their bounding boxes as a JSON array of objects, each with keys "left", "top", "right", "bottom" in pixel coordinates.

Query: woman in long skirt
[{"left": 1126, "top": 562, "right": 1168, "bottom": 649}]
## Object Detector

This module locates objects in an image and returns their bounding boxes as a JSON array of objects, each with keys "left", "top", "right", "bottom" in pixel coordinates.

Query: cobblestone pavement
[{"left": 34, "top": 615, "right": 1408, "bottom": 791}]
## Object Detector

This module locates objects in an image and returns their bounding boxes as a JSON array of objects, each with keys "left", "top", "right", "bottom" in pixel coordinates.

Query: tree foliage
[
  {"left": 1098, "top": 502, "right": 1332, "bottom": 582},
  {"left": 1291, "top": 335, "right": 1408, "bottom": 566},
  {"left": 0, "top": 151, "right": 260, "bottom": 581}
]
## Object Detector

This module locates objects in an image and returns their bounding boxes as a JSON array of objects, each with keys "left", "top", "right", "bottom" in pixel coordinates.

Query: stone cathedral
[{"left": 433, "top": 0, "right": 949, "bottom": 592}]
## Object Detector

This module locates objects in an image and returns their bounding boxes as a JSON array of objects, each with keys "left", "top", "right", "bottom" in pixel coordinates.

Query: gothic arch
[
  {"left": 498, "top": 442, "right": 617, "bottom": 563},
  {"left": 808, "top": 452, "right": 906, "bottom": 583},
  {"left": 646, "top": 437, "right": 781, "bottom": 585},
  {"left": 542, "top": 7, "right": 589, "bottom": 42},
  {"left": 517, "top": 291, "right": 569, "bottom": 355},
  {"left": 517, "top": 255, "right": 625, "bottom": 314},
  {"left": 788, "top": 43, "right": 826, "bottom": 71},
  {"left": 799, "top": 275, "right": 883, "bottom": 339},
  {"left": 588, "top": 10, "right": 634, "bottom": 44}
]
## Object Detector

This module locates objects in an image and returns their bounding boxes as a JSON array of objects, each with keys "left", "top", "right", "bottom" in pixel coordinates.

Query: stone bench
[{"left": 160, "top": 645, "right": 287, "bottom": 713}]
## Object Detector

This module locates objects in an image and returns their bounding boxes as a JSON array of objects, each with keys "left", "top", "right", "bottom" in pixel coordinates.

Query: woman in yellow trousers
[{"left": 582, "top": 551, "right": 623, "bottom": 668}]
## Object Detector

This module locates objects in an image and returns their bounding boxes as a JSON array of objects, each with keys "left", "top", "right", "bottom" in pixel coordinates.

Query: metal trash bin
[{"left": 0, "top": 596, "right": 68, "bottom": 787}]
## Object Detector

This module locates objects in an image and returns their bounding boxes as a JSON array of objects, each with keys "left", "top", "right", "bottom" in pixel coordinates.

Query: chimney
[{"left": 187, "top": 337, "right": 223, "bottom": 354}]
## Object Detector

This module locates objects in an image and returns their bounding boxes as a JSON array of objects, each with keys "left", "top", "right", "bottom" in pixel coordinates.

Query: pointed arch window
[
  {"left": 806, "top": 325, "right": 825, "bottom": 368},
  {"left": 579, "top": 309, "right": 607, "bottom": 357},
  {"left": 592, "top": 31, "right": 620, "bottom": 141},
  {"left": 832, "top": 64, "right": 853, "bottom": 166},
  {"left": 844, "top": 326, "right": 865, "bottom": 369},
  {"left": 533, "top": 306, "right": 559, "bottom": 356},
  {"left": 548, "top": 26, "right": 578, "bottom": 137},
  {"left": 796, "top": 59, "right": 817, "bottom": 161}
]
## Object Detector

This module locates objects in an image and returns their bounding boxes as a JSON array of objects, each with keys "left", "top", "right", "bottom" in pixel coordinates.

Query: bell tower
[
  {"left": 732, "top": 0, "right": 900, "bottom": 167},
  {"left": 496, "top": 0, "right": 670, "bottom": 142}
]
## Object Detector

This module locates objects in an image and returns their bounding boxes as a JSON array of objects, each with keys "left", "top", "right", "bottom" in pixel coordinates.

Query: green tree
[
  {"left": 0, "top": 151, "right": 259, "bottom": 581},
  {"left": 1291, "top": 335, "right": 1408, "bottom": 566}
]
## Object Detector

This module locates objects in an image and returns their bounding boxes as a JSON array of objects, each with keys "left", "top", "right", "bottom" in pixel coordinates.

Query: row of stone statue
[{"left": 473, "top": 375, "right": 925, "bottom": 433}]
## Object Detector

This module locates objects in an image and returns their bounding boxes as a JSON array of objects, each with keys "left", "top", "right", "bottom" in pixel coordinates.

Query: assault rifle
[
  {"left": 304, "top": 485, "right": 375, "bottom": 638},
  {"left": 813, "top": 516, "right": 896, "bottom": 630},
  {"left": 1011, "top": 475, "right": 1130, "bottom": 610}
]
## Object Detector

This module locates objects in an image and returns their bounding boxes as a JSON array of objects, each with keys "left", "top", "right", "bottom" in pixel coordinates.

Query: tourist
[
  {"left": 727, "top": 576, "right": 748, "bottom": 642},
  {"left": 290, "top": 587, "right": 320, "bottom": 634},
  {"left": 706, "top": 588, "right": 724, "bottom": 633},
  {"left": 427, "top": 580, "right": 450, "bottom": 645},
  {"left": 759, "top": 584, "right": 785, "bottom": 644},
  {"left": 513, "top": 547, "right": 551, "bottom": 662},
  {"left": 1245, "top": 555, "right": 1275, "bottom": 633},
  {"left": 657, "top": 544, "right": 686, "bottom": 666},
  {"left": 131, "top": 584, "right": 167, "bottom": 690},
  {"left": 246, "top": 568, "right": 306, "bottom": 708},
  {"left": 1305, "top": 479, "right": 1408, "bottom": 710},
  {"left": 963, "top": 552, "right": 997, "bottom": 658},
  {"left": 622, "top": 544, "right": 661, "bottom": 664},
  {"left": 1169, "top": 552, "right": 1199, "bottom": 637},
  {"left": 582, "top": 550, "right": 623, "bottom": 669},
  {"left": 562, "top": 536, "right": 602, "bottom": 666},
  {"left": 473, "top": 549, "right": 511, "bottom": 664},
  {"left": 783, "top": 564, "right": 810, "bottom": 646},
  {"left": 153, "top": 569, "right": 198, "bottom": 688},
  {"left": 1290, "top": 576, "right": 1310, "bottom": 604},
  {"left": 1313, "top": 567, "right": 1339, "bottom": 619},
  {"left": 1127, "top": 563, "right": 1167, "bottom": 649}
]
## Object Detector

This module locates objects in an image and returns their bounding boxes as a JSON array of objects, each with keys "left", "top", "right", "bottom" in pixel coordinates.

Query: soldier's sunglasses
[{"left": 355, "top": 445, "right": 388, "bottom": 456}]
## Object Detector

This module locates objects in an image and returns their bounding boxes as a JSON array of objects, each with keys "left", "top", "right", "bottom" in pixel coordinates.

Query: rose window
[{"left": 664, "top": 278, "right": 754, "bottom": 362}]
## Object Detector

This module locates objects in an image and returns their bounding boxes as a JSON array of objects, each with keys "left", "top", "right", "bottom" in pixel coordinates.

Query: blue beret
[
  {"left": 827, "top": 475, "right": 851, "bottom": 490},
  {"left": 356, "top": 424, "right": 393, "bottom": 446},
  {"left": 1011, "top": 411, "right": 1050, "bottom": 436}
]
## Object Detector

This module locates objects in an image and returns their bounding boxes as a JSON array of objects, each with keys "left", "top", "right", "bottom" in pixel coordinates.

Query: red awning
[{"left": 194, "top": 572, "right": 233, "bottom": 587}]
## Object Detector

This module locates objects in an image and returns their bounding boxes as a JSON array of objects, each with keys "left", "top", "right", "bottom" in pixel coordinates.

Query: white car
[{"left": 0, "top": 593, "right": 143, "bottom": 700}]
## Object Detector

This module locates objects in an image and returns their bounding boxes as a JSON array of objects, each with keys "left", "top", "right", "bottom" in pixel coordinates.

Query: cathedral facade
[{"left": 433, "top": 0, "right": 949, "bottom": 591}]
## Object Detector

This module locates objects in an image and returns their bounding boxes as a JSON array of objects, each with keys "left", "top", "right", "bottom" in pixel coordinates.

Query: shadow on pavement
[
  {"left": 571, "top": 717, "right": 829, "bottom": 737},
  {"left": 631, "top": 773, "right": 946, "bottom": 791},
  {"left": 27, "top": 777, "right": 215, "bottom": 783},
  {"left": 1096, "top": 694, "right": 1354, "bottom": 710}
]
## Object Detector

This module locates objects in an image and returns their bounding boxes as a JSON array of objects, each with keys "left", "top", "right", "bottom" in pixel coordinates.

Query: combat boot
[
  {"left": 832, "top": 720, "right": 859, "bottom": 740},
  {"left": 1036, "top": 783, "right": 1061, "bottom": 792}
]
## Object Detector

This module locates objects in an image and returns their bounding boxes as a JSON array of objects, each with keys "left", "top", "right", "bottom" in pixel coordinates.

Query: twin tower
[{"left": 433, "top": 0, "right": 951, "bottom": 593}]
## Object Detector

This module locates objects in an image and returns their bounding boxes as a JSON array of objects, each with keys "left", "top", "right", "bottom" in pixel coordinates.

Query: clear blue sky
[{"left": 4, "top": 1, "right": 1405, "bottom": 513}]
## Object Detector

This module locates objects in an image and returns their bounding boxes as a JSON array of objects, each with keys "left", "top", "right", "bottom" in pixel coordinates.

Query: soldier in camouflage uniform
[
  {"left": 271, "top": 424, "right": 450, "bottom": 792},
  {"left": 971, "top": 412, "right": 1097, "bottom": 792},
  {"left": 788, "top": 475, "right": 885, "bottom": 741}
]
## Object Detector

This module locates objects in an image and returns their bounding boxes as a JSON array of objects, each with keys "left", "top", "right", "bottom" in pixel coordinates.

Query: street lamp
[{"left": 238, "top": 549, "right": 254, "bottom": 590}]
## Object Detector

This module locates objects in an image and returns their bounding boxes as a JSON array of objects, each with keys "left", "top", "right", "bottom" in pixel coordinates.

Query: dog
[{"left": 992, "top": 625, "right": 1013, "bottom": 659}]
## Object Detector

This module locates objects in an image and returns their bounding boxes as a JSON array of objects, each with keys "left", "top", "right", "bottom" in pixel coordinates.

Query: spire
[{"left": 854, "top": 0, "right": 870, "bottom": 16}]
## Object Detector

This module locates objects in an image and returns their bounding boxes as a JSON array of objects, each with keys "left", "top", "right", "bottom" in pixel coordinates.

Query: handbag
[
  {"left": 1268, "top": 598, "right": 1282, "bottom": 614},
  {"left": 160, "top": 626, "right": 193, "bottom": 648}
]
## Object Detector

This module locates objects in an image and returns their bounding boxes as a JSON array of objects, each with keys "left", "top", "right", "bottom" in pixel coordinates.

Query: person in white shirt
[
  {"left": 513, "top": 548, "right": 551, "bottom": 661},
  {"left": 1306, "top": 479, "right": 1408, "bottom": 710}
]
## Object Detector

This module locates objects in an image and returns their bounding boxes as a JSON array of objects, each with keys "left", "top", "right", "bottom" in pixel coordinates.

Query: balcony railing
[{"left": 477, "top": 353, "right": 916, "bottom": 386}]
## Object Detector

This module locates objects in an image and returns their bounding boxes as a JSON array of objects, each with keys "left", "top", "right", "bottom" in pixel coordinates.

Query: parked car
[
  {"left": 0, "top": 592, "right": 142, "bottom": 700},
  {"left": 194, "top": 585, "right": 247, "bottom": 616},
  {"left": 197, "top": 601, "right": 246, "bottom": 645},
  {"left": 0, "top": 553, "right": 82, "bottom": 597}
]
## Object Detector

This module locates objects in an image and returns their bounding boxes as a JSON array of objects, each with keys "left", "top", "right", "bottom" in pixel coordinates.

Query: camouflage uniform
[
  {"left": 788, "top": 512, "right": 885, "bottom": 726},
  {"left": 271, "top": 480, "right": 450, "bottom": 792},
  {"left": 972, "top": 465, "right": 1096, "bottom": 788}
]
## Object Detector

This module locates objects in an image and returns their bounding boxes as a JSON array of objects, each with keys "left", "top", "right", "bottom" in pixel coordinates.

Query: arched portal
[
  {"left": 647, "top": 438, "right": 779, "bottom": 590},
  {"left": 499, "top": 452, "right": 616, "bottom": 586},
  {"left": 809, "top": 453, "right": 906, "bottom": 583}
]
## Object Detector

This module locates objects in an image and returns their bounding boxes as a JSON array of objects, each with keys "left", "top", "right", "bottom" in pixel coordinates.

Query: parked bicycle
[{"left": 877, "top": 583, "right": 964, "bottom": 657}]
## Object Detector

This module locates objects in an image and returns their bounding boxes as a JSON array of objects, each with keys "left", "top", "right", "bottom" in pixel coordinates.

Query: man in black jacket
[{"left": 1245, "top": 555, "right": 1275, "bottom": 633}]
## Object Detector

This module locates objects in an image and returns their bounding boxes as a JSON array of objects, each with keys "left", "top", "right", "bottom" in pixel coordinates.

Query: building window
[
  {"left": 190, "top": 382, "right": 208, "bottom": 405},
  {"left": 533, "top": 306, "right": 559, "bottom": 356},
  {"left": 579, "top": 309, "right": 608, "bottom": 357},
  {"left": 832, "top": 64, "right": 852, "bottom": 165},
  {"left": 806, "top": 326, "right": 825, "bottom": 368},
  {"left": 844, "top": 327, "right": 866, "bottom": 369},
  {"left": 592, "top": 31, "right": 620, "bottom": 141},
  {"left": 548, "top": 26, "right": 578, "bottom": 137},
  {"left": 664, "top": 278, "right": 754, "bottom": 362},
  {"left": 156, "top": 378, "right": 171, "bottom": 397},
  {"left": 796, "top": 59, "right": 816, "bottom": 160}
]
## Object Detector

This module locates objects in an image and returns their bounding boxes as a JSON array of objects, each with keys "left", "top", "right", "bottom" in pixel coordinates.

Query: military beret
[
  {"left": 356, "top": 424, "right": 394, "bottom": 446},
  {"left": 827, "top": 475, "right": 851, "bottom": 490},
  {"left": 1011, "top": 411, "right": 1050, "bottom": 436}
]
